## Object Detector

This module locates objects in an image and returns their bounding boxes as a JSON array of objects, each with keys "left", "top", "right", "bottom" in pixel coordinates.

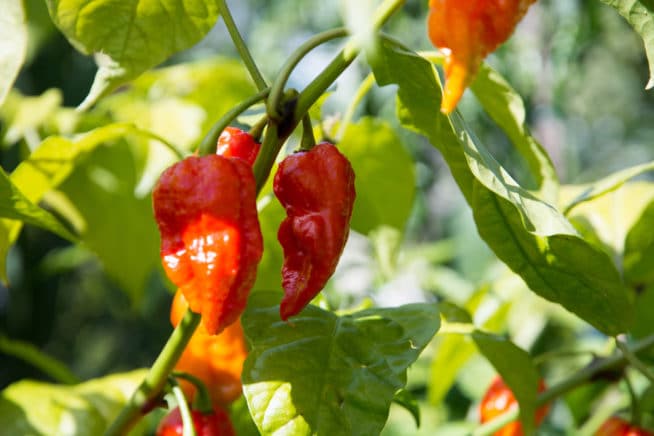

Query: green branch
[
  {"left": 104, "top": 309, "right": 201, "bottom": 436},
  {"left": 217, "top": 0, "right": 267, "bottom": 91}
]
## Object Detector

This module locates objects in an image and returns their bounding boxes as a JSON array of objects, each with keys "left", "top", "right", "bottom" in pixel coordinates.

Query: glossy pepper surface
[
  {"left": 595, "top": 417, "right": 654, "bottom": 436},
  {"left": 216, "top": 127, "right": 261, "bottom": 166},
  {"left": 170, "top": 290, "right": 247, "bottom": 406},
  {"left": 273, "top": 142, "right": 355, "bottom": 320},
  {"left": 153, "top": 155, "right": 263, "bottom": 335},
  {"left": 156, "top": 404, "right": 235, "bottom": 436},
  {"left": 428, "top": 0, "right": 536, "bottom": 113},
  {"left": 479, "top": 376, "right": 550, "bottom": 436}
]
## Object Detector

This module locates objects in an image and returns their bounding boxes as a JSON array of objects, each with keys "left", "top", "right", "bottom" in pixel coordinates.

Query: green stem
[
  {"left": 170, "top": 378, "right": 198, "bottom": 436},
  {"left": 217, "top": 0, "right": 267, "bottom": 91},
  {"left": 267, "top": 28, "right": 349, "bottom": 121},
  {"left": 300, "top": 115, "right": 316, "bottom": 151},
  {"left": 473, "top": 334, "right": 654, "bottom": 436},
  {"left": 616, "top": 337, "right": 654, "bottom": 383},
  {"left": 197, "top": 88, "right": 269, "bottom": 156},
  {"left": 294, "top": 0, "right": 406, "bottom": 126},
  {"left": 336, "top": 73, "right": 375, "bottom": 141},
  {"left": 253, "top": 121, "right": 281, "bottom": 193},
  {"left": 104, "top": 310, "right": 201, "bottom": 436},
  {"left": 172, "top": 371, "right": 213, "bottom": 414}
]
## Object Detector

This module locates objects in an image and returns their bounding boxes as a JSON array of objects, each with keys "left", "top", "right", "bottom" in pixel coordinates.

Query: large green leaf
[
  {"left": 599, "top": 0, "right": 654, "bottom": 89},
  {"left": 339, "top": 117, "right": 415, "bottom": 235},
  {"left": 242, "top": 292, "right": 440, "bottom": 436},
  {"left": 0, "top": 369, "right": 147, "bottom": 435},
  {"left": 369, "top": 43, "right": 632, "bottom": 335},
  {"left": 45, "top": 0, "right": 221, "bottom": 109},
  {"left": 470, "top": 64, "right": 559, "bottom": 203},
  {"left": 0, "top": 0, "right": 28, "bottom": 107}
]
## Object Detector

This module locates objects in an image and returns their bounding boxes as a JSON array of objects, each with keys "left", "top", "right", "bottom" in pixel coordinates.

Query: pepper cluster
[{"left": 152, "top": 128, "right": 356, "bottom": 431}]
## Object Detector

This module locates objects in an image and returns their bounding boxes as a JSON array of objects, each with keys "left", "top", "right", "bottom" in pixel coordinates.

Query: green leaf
[
  {"left": 391, "top": 389, "right": 420, "bottom": 428},
  {"left": 599, "top": 0, "right": 654, "bottom": 89},
  {"left": 242, "top": 292, "right": 440, "bottom": 436},
  {"left": 45, "top": 0, "right": 221, "bottom": 109},
  {"left": 370, "top": 42, "right": 633, "bottom": 335},
  {"left": 0, "top": 166, "right": 77, "bottom": 242},
  {"left": 624, "top": 199, "right": 654, "bottom": 288},
  {"left": 472, "top": 331, "right": 541, "bottom": 435},
  {"left": 631, "top": 284, "right": 654, "bottom": 339},
  {"left": 0, "top": 0, "right": 28, "bottom": 107},
  {"left": 0, "top": 369, "right": 147, "bottom": 435},
  {"left": 560, "top": 182, "right": 654, "bottom": 257},
  {"left": 339, "top": 117, "right": 415, "bottom": 235},
  {"left": 562, "top": 160, "right": 654, "bottom": 215},
  {"left": 470, "top": 64, "right": 559, "bottom": 203},
  {"left": 59, "top": 140, "right": 160, "bottom": 303}
]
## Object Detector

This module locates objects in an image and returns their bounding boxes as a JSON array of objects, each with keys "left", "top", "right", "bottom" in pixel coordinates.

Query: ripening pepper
[
  {"left": 427, "top": 0, "right": 536, "bottom": 113},
  {"left": 170, "top": 290, "right": 247, "bottom": 406},
  {"left": 273, "top": 142, "right": 355, "bottom": 320},
  {"left": 595, "top": 417, "right": 654, "bottom": 436},
  {"left": 479, "top": 376, "right": 550, "bottom": 436},
  {"left": 216, "top": 127, "right": 261, "bottom": 166},
  {"left": 156, "top": 404, "right": 235, "bottom": 436},
  {"left": 153, "top": 155, "right": 263, "bottom": 335}
]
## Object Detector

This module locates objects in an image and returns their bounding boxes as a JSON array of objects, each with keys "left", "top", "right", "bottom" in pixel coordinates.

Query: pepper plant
[{"left": 1, "top": 0, "right": 654, "bottom": 435}]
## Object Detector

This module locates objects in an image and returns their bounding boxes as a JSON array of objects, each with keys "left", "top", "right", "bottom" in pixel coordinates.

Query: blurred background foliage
[{"left": 1, "top": 0, "right": 653, "bottom": 434}]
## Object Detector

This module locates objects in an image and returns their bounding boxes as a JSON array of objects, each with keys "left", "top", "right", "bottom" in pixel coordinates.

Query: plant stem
[
  {"left": 294, "top": 0, "right": 406, "bottom": 125},
  {"left": 253, "top": 121, "right": 281, "bottom": 193},
  {"left": 472, "top": 334, "right": 654, "bottom": 436},
  {"left": 197, "top": 88, "right": 269, "bottom": 155},
  {"left": 104, "top": 310, "right": 201, "bottom": 436},
  {"left": 267, "top": 28, "right": 349, "bottom": 121},
  {"left": 217, "top": 0, "right": 267, "bottom": 92},
  {"left": 300, "top": 115, "right": 316, "bottom": 151},
  {"left": 172, "top": 371, "right": 213, "bottom": 414}
]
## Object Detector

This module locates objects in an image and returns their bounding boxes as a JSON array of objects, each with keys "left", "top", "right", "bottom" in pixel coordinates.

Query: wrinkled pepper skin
[
  {"left": 153, "top": 155, "right": 263, "bottom": 335},
  {"left": 273, "top": 142, "right": 355, "bottom": 320},
  {"left": 156, "top": 404, "right": 235, "bottom": 436},
  {"left": 170, "top": 290, "right": 247, "bottom": 406},
  {"left": 428, "top": 0, "right": 536, "bottom": 113},
  {"left": 216, "top": 127, "right": 261, "bottom": 166},
  {"left": 595, "top": 417, "right": 654, "bottom": 436},
  {"left": 479, "top": 376, "right": 550, "bottom": 436}
]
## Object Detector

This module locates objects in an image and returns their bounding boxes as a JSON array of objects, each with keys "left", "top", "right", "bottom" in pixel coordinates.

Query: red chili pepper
[
  {"left": 216, "top": 127, "right": 261, "bottom": 166},
  {"left": 156, "top": 405, "right": 235, "bottom": 436},
  {"left": 427, "top": 0, "right": 536, "bottom": 113},
  {"left": 153, "top": 155, "right": 263, "bottom": 335},
  {"left": 479, "top": 376, "right": 550, "bottom": 436},
  {"left": 273, "top": 142, "right": 355, "bottom": 320},
  {"left": 595, "top": 417, "right": 654, "bottom": 436}
]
